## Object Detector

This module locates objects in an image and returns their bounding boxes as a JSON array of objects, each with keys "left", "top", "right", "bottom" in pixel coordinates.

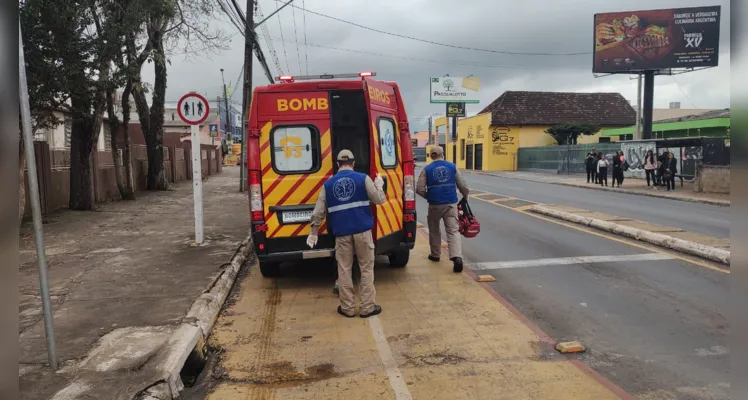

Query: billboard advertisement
[
  {"left": 446, "top": 102, "right": 466, "bottom": 117},
  {"left": 593, "top": 6, "right": 721, "bottom": 73},
  {"left": 430, "top": 76, "right": 480, "bottom": 103}
]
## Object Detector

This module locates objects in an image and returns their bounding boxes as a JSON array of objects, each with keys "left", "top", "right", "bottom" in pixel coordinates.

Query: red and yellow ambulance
[{"left": 246, "top": 72, "right": 417, "bottom": 277}]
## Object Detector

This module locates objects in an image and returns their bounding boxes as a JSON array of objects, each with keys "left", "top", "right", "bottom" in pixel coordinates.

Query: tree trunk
[
  {"left": 145, "top": 23, "right": 168, "bottom": 191},
  {"left": 69, "top": 115, "right": 96, "bottom": 210},
  {"left": 18, "top": 131, "right": 26, "bottom": 222},
  {"left": 121, "top": 80, "right": 136, "bottom": 198},
  {"left": 107, "top": 89, "right": 129, "bottom": 200}
]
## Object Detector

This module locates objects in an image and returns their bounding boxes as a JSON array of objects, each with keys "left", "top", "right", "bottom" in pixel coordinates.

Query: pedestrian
[
  {"left": 612, "top": 150, "right": 625, "bottom": 187},
  {"left": 416, "top": 146, "right": 469, "bottom": 273},
  {"left": 597, "top": 152, "right": 608, "bottom": 186},
  {"left": 655, "top": 151, "right": 668, "bottom": 190},
  {"left": 663, "top": 151, "right": 678, "bottom": 192},
  {"left": 585, "top": 148, "right": 597, "bottom": 183},
  {"left": 643, "top": 150, "right": 657, "bottom": 188},
  {"left": 306, "top": 150, "right": 386, "bottom": 318}
]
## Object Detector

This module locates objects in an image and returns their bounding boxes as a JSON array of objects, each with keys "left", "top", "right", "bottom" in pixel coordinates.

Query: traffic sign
[
  {"left": 209, "top": 124, "right": 219, "bottom": 138},
  {"left": 177, "top": 92, "right": 210, "bottom": 125}
]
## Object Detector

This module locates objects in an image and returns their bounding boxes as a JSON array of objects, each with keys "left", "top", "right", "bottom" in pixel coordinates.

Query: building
[
  {"left": 442, "top": 91, "right": 636, "bottom": 171},
  {"left": 34, "top": 109, "right": 110, "bottom": 151},
  {"left": 603, "top": 108, "right": 730, "bottom": 140},
  {"left": 215, "top": 97, "right": 243, "bottom": 143},
  {"left": 411, "top": 130, "right": 430, "bottom": 148}
]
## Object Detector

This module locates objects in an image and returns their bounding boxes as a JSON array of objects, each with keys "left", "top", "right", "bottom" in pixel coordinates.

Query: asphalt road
[
  {"left": 415, "top": 189, "right": 729, "bottom": 399},
  {"left": 458, "top": 172, "right": 730, "bottom": 239}
]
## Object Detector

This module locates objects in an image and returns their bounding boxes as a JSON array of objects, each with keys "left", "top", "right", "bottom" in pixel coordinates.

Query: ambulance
[{"left": 246, "top": 72, "right": 417, "bottom": 277}]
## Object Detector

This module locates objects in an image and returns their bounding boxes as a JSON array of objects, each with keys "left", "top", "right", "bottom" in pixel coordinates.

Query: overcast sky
[{"left": 146, "top": 0, "right": 731, "bottom": 131}]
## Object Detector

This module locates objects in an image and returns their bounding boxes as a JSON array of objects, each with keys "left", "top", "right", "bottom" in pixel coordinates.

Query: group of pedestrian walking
[
  {"left": 585, "top": 149, "right": 627, "bottom": 187},
  {"left": 307, "top": 147, "right": 468, "bottom": 318}
]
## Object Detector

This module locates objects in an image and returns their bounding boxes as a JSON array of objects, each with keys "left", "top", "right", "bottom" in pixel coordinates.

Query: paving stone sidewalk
[
  {"left": 18, "top": 167, "right": 249, "bottom": 400},
  {"left": 467, "top": 170, "right": 730, "bottom": 206}
]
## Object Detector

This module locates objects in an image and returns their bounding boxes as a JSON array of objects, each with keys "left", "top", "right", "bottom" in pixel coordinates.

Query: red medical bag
[{"left": 457, "top": 198, "right": 480, "bottom": 238}]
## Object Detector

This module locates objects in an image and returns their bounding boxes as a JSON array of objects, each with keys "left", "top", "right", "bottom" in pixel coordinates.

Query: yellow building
[{"left": 441, "top": 91, "right": 634, "bottom": 171}]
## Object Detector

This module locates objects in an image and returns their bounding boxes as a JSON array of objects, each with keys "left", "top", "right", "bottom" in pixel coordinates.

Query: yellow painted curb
[{"left": 556, "top": 341, "right": 586, "bottom": 354}]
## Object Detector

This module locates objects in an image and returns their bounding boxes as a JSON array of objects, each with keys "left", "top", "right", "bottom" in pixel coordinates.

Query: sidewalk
[
  {"left": 19, "top": 167, "right": 250, "bottom": 400},
  {"left": 199, "top": 233, "right": 629, "bottom": 400},
  {"left": 466, "top": 170, "right": 730, "bottom": 206}
]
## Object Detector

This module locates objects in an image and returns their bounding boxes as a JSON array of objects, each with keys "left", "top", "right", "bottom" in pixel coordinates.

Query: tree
[
  {"left": 544, "top": 123, "right": 601, "bottom": 145},
  {"left": 129, "top": 0, "right": 227, "bottom": 191}
]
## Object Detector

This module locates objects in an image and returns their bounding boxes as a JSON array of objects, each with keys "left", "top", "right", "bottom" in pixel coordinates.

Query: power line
[
  {"left": 672, "top": 75, "right": 698, "bottom": 109},
  {"left": 291, "top": 4, "right": 591, "bottom": 56},
  {"left": 274, "top": 0, "right": 291, "bottom": 74},
  {"left": 301, "top": 0, "right": 309, "bottom": 74},
  {"left": 256, "top": 2, "right": 285, "bottom": 75},
  {"left": 290, "top": 0, "right": 303, "bottom": 75},
  {"left": 225, "top": 0, "right": 275, "bottom": 83},
  {"left": 256, "top": 34, "right": 585, "bottom": 71}
]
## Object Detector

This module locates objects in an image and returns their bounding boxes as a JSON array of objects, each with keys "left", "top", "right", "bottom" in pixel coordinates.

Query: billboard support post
[
  {"left": 642, "top": 71, "right": 655, "bottom": 140},
  {"left": 635, "top": 74, "right": 642, "bottom": 140}
]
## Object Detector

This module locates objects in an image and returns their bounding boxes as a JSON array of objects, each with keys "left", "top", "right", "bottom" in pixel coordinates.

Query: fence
[
  {"left": 518, "top": 143, "right": 621, "bottom": 174},
  {"left": 23, "top": 141, "right": 223, "bottom": 217}
]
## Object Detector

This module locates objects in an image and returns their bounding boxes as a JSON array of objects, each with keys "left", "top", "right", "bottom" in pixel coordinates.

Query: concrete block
[
  {"left": 476, "top": 275, "right": 496, "bottom": 282},
  {"left": 556, "top": 341, "right": 586, "bottom": 354}
]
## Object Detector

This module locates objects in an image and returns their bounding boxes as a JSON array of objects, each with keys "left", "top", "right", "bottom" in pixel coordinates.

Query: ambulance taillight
[
  {"left": 249, "top": 171, "right": 264, "bottom": 221},
  {"left": 403, "top": 162, "right": 415, "bottom": 211}
]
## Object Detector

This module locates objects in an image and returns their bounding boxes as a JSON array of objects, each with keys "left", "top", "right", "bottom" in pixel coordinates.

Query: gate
[
  {"left": 474, "top": 144, "right": 483, "bottom": 171},
  {"left": 466, "top": 144, "right": 474, "bottom": 170}
]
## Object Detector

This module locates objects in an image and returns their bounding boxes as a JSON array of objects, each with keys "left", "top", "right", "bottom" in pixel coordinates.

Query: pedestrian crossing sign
[{"left": 209, "top": 124, "right": 219, "bottom": 138}]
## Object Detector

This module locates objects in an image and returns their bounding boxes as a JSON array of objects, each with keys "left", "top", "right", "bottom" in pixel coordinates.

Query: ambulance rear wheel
[
  {"left": 259, "top": 261, "right": 281, "bottom": 277},
  {"left": 388, "top": 249, "right": 410, "bottom": 268}
]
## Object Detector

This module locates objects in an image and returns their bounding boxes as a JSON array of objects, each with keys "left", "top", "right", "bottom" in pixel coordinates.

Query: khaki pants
[
  {"left": 427, "top": 204, "right": 462, "bottom": 260},
  {"left": 335, "top": 230, "right": 376, "bottom": 316}
]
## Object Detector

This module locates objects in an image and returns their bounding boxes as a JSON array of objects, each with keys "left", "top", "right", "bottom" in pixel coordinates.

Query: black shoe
[
  {"left": 337, "top": 306, "right": 355, "bottom": 318},
  {"left": 360, "top": 305, "right": 382, "bottom": 318},
  {"left": 452, "top": 257, "right": 463, "bottom": 273},
  {"left": 428, "top": 255, "right": 440, "bottom": 262}
]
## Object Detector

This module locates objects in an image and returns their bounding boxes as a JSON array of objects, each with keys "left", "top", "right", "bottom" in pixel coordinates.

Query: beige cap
[
  {"left": 429, "top": 146, "right": 444, "bottom": 156},
  {"left": 337, "top": 149, "right": 355, "bottom": 161}
]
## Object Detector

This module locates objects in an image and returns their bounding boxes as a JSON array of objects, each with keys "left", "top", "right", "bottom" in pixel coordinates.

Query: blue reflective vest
[
  {"left": 324, "top": 170, "right": 374, "bottom": 237},
  {"left": 424, "top": 160, "right": 458, "bottom": 205}
]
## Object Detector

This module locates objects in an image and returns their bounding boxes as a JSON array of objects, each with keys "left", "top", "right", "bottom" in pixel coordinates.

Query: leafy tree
[{"left": 544, "top": 123, "right": 601, "bottom": 145}]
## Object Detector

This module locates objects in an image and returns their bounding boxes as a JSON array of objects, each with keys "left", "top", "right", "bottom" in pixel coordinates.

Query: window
[
  {"left": 378, "top": 118, "right": 398, "bottom": 168},
  {"left": 104, "top": 124, "right": 112, "bottom": 151},
  {"left": 460, "top": 139, "right": 465, "bottom": 160},
  {"left": 64, "top": 115, "right": 72, "bottom": 148},
  {"left": 271, "top": 126, "right": 320, "bottom": 174}
]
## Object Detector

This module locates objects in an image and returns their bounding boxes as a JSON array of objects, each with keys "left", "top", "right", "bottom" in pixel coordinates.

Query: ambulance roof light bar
[{"left": 275, "top": 72, "right": 376, "bottom": 82}]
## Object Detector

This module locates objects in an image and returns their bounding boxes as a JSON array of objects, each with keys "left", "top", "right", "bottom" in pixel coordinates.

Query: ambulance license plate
[{"left": 283, "top": 210, "right": 313, "bottom": 224}]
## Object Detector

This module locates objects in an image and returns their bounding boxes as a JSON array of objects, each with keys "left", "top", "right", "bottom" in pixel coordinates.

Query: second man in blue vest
[
  {"left": 417, "top": 146, "right": 470, "bottom": 272},
  {"left": 307, "top": 150, "right": 386, "bottom": 318}
]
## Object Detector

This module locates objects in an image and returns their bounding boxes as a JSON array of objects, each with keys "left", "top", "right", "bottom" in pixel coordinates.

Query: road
[
  {"left": 414, "top": 174, "right": 730, "bottom": 399},
  {"left": 458, "top": 172, "right": 731, "bottom": 238}
]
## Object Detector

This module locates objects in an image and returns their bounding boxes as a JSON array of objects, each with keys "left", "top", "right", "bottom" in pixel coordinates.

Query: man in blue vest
[
  {"left": 307, "top": 150, "right": 386, "bottom": 318},
  {"left": 417, "top": 146, "right": 470, "bottom": 272}
]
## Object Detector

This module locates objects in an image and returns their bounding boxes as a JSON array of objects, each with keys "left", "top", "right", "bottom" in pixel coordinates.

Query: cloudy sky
[{"left": 147, "top": 0, "right": 731, "bottom": 131}]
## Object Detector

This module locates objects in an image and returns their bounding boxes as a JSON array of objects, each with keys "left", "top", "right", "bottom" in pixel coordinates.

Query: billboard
[
  {"left": 430, "top": 76, "right": 480, "bottom": 103},
  {"left": 593, "top": 6, "right": 721, "bottom": 73}
]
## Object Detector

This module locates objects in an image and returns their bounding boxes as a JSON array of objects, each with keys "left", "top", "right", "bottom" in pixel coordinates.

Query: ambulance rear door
[
  {"left": 362, "top": 78, "right": 405, "bottom": 250},
  {"left": 253, "top": 89, "right": 335, "bottom": 250}
]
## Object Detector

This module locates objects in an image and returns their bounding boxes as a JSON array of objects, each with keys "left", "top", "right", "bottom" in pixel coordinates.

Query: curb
[
  {"left": 468, "top": 171, "right": 730, "bottom": 207},
  {"left": 530, "top": 205, "right": 730, "bottom": 265},
  {"left": 138, "top": 233, "right": 253, "bottom": 400}
]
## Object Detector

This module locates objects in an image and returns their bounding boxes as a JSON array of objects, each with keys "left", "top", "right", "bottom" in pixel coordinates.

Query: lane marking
[
  {"left": 470, "top": 253, "right": 673, "bottom": 271},
  {"left": 368, "top": 316, "right": 413, "bottom": 400},
  {"left": 467, "top": 190, "right": 730, "bottom": 274}
]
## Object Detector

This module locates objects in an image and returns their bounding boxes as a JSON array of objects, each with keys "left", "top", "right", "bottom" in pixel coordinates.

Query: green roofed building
[{"left": 603, "top": 109, "right": 730, "bottom": 140}]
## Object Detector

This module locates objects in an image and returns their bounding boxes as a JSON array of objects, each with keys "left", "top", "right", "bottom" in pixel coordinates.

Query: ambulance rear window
[
  {"left": 271, "top": 125, "right": 320, "bottom": 174},
  {"left": 378, "top": 117, "right": 398, "bottom": 169}
]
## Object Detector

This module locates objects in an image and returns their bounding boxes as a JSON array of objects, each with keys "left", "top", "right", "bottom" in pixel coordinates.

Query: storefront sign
[{"left": 446, "top": 102, "right": 466, "bottom": 117}]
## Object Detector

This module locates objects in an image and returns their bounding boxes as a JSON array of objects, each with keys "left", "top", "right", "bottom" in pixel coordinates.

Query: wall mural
[{"left": 622, "top": 140, "right": 656, "bottom": 178}]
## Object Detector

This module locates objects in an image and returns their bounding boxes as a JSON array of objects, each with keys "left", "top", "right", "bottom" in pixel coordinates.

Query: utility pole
[
  {"left": 635, "top": 73, "right": 642, "bottom": 140},
  {"left": 220, "top": 69, "right": 231, "bottom": 144},
  {"left": 240, "top": 0, "right": 255, "bottom": 192}
]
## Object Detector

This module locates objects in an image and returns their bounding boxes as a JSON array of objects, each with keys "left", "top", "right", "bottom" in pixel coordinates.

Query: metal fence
[{"left": 518, "top": 143, "right": 621, "bottom": 174}]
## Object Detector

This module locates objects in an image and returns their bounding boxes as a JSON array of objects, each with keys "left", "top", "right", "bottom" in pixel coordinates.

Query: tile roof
[{"left": 478, "top": 91, "right": 636, "bottom": 126}]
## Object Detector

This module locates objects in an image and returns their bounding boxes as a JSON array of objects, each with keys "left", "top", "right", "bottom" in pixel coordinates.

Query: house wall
[{"left": 441, "top": 113, "right": 519, "bottom": 171}]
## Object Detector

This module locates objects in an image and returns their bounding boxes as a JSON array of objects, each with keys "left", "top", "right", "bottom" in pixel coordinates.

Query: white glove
[
  {"left": 306, "top": 234, "right": 318, "bottom": 249},
  {"left": 374, "top": 173, "right": 384, "bottom": 191}
]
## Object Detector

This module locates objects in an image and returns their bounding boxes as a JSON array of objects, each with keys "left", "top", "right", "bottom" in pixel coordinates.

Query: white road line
[
  {"left": 469, "top": 253, "right": 674, "bottom": 271},
  {"left": 368, "top": 316, "right": 413, "bottom": 400}
]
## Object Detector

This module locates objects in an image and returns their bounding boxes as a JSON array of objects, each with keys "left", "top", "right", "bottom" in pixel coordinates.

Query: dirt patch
[
  {"left": 403, "top": 352, "right": 467, "bottom": 367},
  {"left": 387, "top": 333, "right": 410, "bottom": 342}
]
